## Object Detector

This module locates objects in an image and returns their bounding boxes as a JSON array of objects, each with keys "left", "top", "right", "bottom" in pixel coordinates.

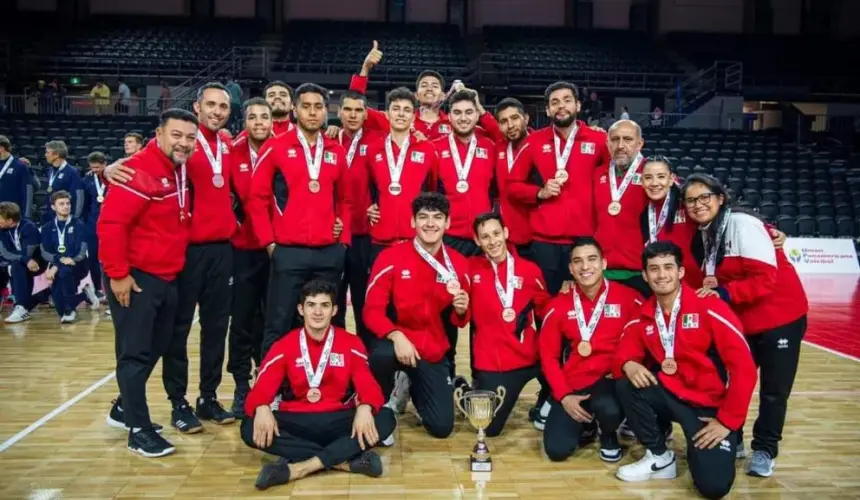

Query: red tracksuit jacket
[
  {"left": 249, "top": 129, "right": 353, "bottom": 247},
  {"left": 693, "top": 211, "right": 808, "bottom": 334},
  {"left": 98, "top": 140, "right": 190, "bottom": 281},
  {"left": 495, "top": 138, "right": 532, "bottom": 246},
  {"left": 468, "top": 253, "right": 550, "bottom": 372},
  {"left": 507, "top": 124, "right": 610, "bottom": 242},
  {"left": 364, "top": 241, "right": 471, "bottom": 363},
  {"left": 614, "top": 285, "right": 758, "bottom": 431},
  {"left": 594, "top": 162, "right": 649, "bottom": 271},
  {"left": 540, "top": 281, "right": 641, "bottom": 401},
  {"left": 244, "top": 326, "right": 384, "bottom": 416},
  {"left": 361, "top": 137, "right": 439, "bottom": 245},
  {"left": 336, "top": 127, "right": 382, "bottom": 238},
  {"left": 230, "top": 135, "right": 268, "bottom": 251},
  {"left": 431, "top": 134, "right": 497, "bottom": 240},
  {"left": 638, "top": 192, "right": 704, "bottom": 288},
  {"left": 186, "top": 126, "right": 238, "bottom": 244}
]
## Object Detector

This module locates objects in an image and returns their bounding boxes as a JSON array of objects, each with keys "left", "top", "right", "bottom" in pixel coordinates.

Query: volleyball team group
[{"left": 91, "top": 42, "right": 806, "bottom": 499}]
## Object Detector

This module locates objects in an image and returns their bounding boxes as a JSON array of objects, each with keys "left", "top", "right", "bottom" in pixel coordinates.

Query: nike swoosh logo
[{"left": 651, "top": 458, "right": 675, "bottom": 472}]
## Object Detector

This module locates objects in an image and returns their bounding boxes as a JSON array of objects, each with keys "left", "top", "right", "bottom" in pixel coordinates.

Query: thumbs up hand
[{"left": 362, "top": 40, "right": 383, "bottom": 73}]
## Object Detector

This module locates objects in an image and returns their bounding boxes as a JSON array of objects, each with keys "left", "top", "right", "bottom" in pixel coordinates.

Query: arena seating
[
  {"left": 642, "top": 127, "right": 858, "bottom": 239},
  {"left": 276, "top": 21, "right": 468, "bottom": 85}
]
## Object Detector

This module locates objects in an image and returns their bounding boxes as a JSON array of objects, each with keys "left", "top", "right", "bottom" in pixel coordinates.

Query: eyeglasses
[{"left": 683, "top": 192, "right": 716, "bottom": 207}]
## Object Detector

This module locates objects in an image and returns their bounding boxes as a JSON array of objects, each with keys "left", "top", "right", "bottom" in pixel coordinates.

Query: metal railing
[
  {"left": 665, "top": 60, "right": 744, "bottom": 115},
  {"left": 2, "top": 95, "right": 173, "bottom": 117}
]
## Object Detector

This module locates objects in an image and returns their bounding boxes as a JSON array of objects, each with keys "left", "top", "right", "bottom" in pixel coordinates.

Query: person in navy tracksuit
[
  {"left": 0, "top": 201, "right": 48, "bottom": 322},
  {"left": 40, "top": 190, "right": 99, "bottom": 323},
  {"left": 42, "top": 140, "right": 85, "bottom": 224},
  {"left": 83, "top": 151, "right": 108, "bottom": 298},
  {"left": 0, "top": 136, "right": 38, "bottom": 299}
]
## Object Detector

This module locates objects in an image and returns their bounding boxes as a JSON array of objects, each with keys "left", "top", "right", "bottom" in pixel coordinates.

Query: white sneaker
[
  {"left": 5, "top": 305, "right": 30, "bottom": 323},
  {"left": 84, "top": 284, "right": 100, "bottom": 310},
  {"left": 105, "top": 308, "right": 112, "bottom": 317},
  {"left": 381, "top": 434, "right": 395, "bottom": 447},
  {"left": 389, "top": 371, "right": 411, "bottom": 414},
  {"left": 533, "top": 401, "right": 550, "bottom": 431},
  {"left": 60, "top": 311, "right": 77, "bottom": 323},
  {"left": 616, "top": 450, "right": 677, "bottom": 482}
]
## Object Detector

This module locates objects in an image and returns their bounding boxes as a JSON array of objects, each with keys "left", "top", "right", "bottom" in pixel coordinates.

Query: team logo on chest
[
  {"left": 411, "top": 151, "right": 425, "bottom": 163},
  {"left": 581, "top": 143, "right": 595, "bottom": 155},
  {"left": 439, "top": 124, "right": 451, "bottom": 134},
  {"left": 542, "top": 144, "right": 552, "bottom": 154},
  {"left": 360, "top": 145, "right": 368, "bottom": 155},
  {"left": 682, "top": 313, "right": 699, "bottom": 329},
  {"left": 441, "top": 150, "right": 451, "bottom": 159},
  {"left": 604, "top": 304, "right": 621, "bottom": 318},
  {"left": 400, "top": 269, "right": 411, "bottom": 280},
  {"left": 288, "top": 148, "right": 297, "bottom": 158},
  {"left": 472, "top": 274, "right": 481, "bottom": 284},
  {"left": 324, "top": 151, "right": 336, "bottom": 164},
  {"left": 239, "top": 163, "right": 249, "bottom": 172},
  {"left": 476, "top": 147, "right": 488, "bottom": 159},
  {"left": 329, "top": 353, "right": 345, "bottom": 367}
]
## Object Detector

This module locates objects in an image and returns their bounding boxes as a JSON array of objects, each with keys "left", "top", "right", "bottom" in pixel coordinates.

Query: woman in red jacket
[{"left": 681, "top": 174, "right": 808, "bottom": 479}]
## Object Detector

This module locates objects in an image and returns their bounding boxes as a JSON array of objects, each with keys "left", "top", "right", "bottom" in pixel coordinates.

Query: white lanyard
[
  {"left": 655, "top": 293, "right": 682, "bottom": 359},
  {"left": 54, "top": 219, "right": 68, "bottom": 251},
  {"left": 11, "top": 223, "right": 20, "bottom": 251},
  {"left": 702, "top": 210, "right": 731, "bottom": 276},
  {"left": 49, "top": 162, "right": 66, "bottom": 189},
  {"left": 249, "top": 144, "right": 259, "bottom": 172},
  {"left": 0, "top": 156, "right": 13, "bottom": 178},
  {"left": 299, "top": 327, "right": 335, "bottom": 389},
  {"left": 490, "top": 253, "right": 515, "bottom": 310},
  {"left": 609, "top": 154, "right": 643, "bottom": 203},
  {"left": 341, "top": 129, "right": 363, "bottom": 168},
  {"left": 297, "top": 130, "right": 324, "bottom": 182},
  {"left": 94, "top": 174, "right": 105, "bottom": 201},
  {"left": 553, "top": 125, "right": 578, "bottom": 174},
  {"left": 413, "top": 238, "right": 456, "bottom": 282},
  {"left": 648, "top": 195, "right": 672, "bottom": 244},
  {"left": 448, "top": 133, "right": 477, "bottom": 183},
  {"left": 175, "top": 164, "right": 187, "bottom": 217},
  {"left": 196, "top": 131, "right": 223, "bottom": 176},
  {"left": 572, "top": 281, "right": 609, "bottom": 342},
  {"left": 385, "top": 134, "right": 410, "bottom": 185}
]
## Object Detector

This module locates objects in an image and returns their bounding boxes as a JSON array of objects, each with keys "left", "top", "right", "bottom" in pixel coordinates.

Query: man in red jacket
[
  {"left": 467, "top": 212, "right": 550, "bottom": 437},
  {"left": 242, "top": 280, "right": 395, "bottom": 490},
  {"left": 104, "top": 82, "right": 239, "bottom": 433},
  {"left": 540, "top": 237, "right": 640, "bottom": 463},
  {"left": 98, "top": 108, "right": 197, "bottom": 458},
  {"left": 614, "top": 241, "right": 756, "bottom": 499},
  {"left": 234, "top": 81, "right": 294, "bottom": 144},
  {"left": 249, "top": 83, "right": 353, "bottom": 357},
  {"left": 594, "top": 120, "right": 649, "bottom": 296},
  {"left": 227, "top": 97, "right": 273, "bottom": 416},
  {"left": 492, "top": 98, "right": 532, "bottom": 259},
  {"left": 364, "top": 192, "right": 470, "bottom": 440}
]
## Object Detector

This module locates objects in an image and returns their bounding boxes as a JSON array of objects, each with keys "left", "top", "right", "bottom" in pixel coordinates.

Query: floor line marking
[{"left": 803, "top": 340, "right": 860, "bottom": 364}]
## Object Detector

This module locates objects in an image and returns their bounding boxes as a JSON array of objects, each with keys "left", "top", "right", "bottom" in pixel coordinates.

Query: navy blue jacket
[
  {"left": 0, "top": 219, "right": 42, "bottom": 266},
  {"left": 0, "top": 155, "right": 36, "bottom": 219},
  {"left": 40, "top": 217, "right": 88, "bottom": 265},
  {"left": 82, "top": 171, "right": 106, "bottom": 226},
  {"left": 43, "top": 163, "right": 85, "bottom": 224}
]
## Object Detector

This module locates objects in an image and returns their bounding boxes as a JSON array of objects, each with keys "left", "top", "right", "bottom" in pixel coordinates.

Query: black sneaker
[
  {"left": 171, "top": 400, "right": 204, "bottom": 434},
  {"left": 231, "top": 386, "right": 249, "bottom": 418},
  {"left": 579, "top": 421, "right": 598, "bottom": 446},
  {"left": 196, "top": 396, "right": 236, "bottom": 425},
  {"left": 453, "top": 375, "right": 471, "bottom": 393},
  {"left": 255, "top": 458, "right": 292, "bottom": 490},
  {"left": 598, "top": 431, "right": 622, "bottom": 463},
  {"left": 348, "top": 450, "right": 384, "bottom": 478},
  {"left": 127, "top": 428, "right": 176, "bottom": 458},
  {"left": 106, "top": 397, "right": 165, "bottom": 433}
]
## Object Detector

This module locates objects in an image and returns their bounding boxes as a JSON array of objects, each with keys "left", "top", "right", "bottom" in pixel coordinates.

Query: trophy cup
[{"left": 454, "top": 386, "right": 506, "bottom": 472}]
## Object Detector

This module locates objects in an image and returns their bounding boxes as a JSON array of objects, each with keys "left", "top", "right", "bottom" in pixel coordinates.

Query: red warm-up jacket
[
  {"left": 336, "top": 127, "right": 382, "bottom": 237},
  {"left": 244, "top": 327, "right": 384, "bottom": 416},
  {"left": 593, "top": 163, "right": 649, "bottom": 271},
  {"left": 468, "top": 253, "right": 551, "bottom": 372},
  {"left": 364, "top": 241, "right": 471, "bottom": 363},
  {"left": 248, "top": 129, "right": 353, "bottom": 248},
  {"left": 229, "top": 135, "right": 268, "bottom": 250},
  {"left": 507, "top": 124, "right": 610, "bottom": 243},
  {"left": 614, "top": 285, "right": 758, "bottom": 431},
  {"left": 540, "top": 281, "right": 641, "bottom": 400},
  {"left": 97, "top": 140, "right": 190, "bottom": 281},
  {"left": 186, "top": 126, "right": 237, "bottom": 244},
  {"left": 638, "top": 190, "right": 703, "bottom": 288}
]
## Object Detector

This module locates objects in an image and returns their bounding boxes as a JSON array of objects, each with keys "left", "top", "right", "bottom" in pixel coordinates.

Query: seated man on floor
[
  {"left": 241, "top": 280, "right": 396, "bottom": 490},
  {"left": 0, "top": 201, "right": 48, "bottom": 322},
  {"left": 613, "top": 241, "right": 756, "bottom": 499}
]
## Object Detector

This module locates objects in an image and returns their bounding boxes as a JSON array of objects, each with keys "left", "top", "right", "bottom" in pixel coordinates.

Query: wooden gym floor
[{"left": 1, "top": 275, "right": 859, "bottom": 499}]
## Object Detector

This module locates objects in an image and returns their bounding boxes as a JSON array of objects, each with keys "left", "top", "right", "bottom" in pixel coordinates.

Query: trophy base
[{"left": 470, "top": 457, "right": 492, "bottom": 472}]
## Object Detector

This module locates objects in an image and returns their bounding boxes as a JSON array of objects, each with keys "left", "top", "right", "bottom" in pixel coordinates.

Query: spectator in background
[
  {"left": 620, "top": 106, "right": 630, "bottom": 120},
  {"left": 159, "top": 81, "right": 172, "bottom": 112},
  {"left": 226, "top": 78, "right": 243, "bottom": 129},
  {"left": 116, "top": 79, "right": 131, "bottom": 115},
  {"left": 588, "top": 91, "right": 602, "bottom": 126},
  {"left": 0, "top": 135, "right": 36, "bottom": 220},
  {"left": 651, "top": 107, "right": 664, "bottom": 127},
  {"left": 124, "top": 133, "right": 144, "bottom": 157},
  {"left": 91, "top": 80, "right": 111, "bottom": 115}
]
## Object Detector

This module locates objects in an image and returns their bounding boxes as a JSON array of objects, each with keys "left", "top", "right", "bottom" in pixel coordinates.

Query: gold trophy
[{"left": 454, "top": 386, "right": 507, "bottom": 472}]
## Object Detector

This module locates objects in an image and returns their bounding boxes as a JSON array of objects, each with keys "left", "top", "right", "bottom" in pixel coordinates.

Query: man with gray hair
[{"left": 42, "top": 140, "right": 84, "bottom": 224}]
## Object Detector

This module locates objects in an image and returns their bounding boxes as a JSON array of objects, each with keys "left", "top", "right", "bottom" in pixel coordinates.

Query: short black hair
[
  {"left": 472, "top": 211, "right": 504, "bottom": 236},
  {"left": 87, "top": 151, "right": 106, "bottom": 164},
  {"left": 449, "top": 90, "right": 478, "bottom": 109},
  {"left": 196, "top": 82, "right": 230, "bottom": 103},
  {"left": 340, "top": 90, "right": 367, "bottom": 106},
  {"left": 264, "top": 80, "right": 294, "bottom": 99},
  {"left": 386, "top": 87, "right": 418, "bottom": 110},
  {"left": 642, "top": 241, "right": 683, "bottom": 269},
  {"left": 416, "top": 70, "right": 445, "bottom": 90},
  {"left": 159, "top": 108, "right": 199, "bottom": 128},
  {"left": 495, "top": 98, "right": 526, "bottom": 118},
  {"left": 571, "top": 236, "right": 603, "bottom": 259},
  {"left": 243, "top": 97, "right": 270, "bottom": 117},
  {"left": 544, "top": 81, "right": 580, "bottom": 107},
  {"left": 294, "top": 83, "right": 329, "bottom": 106},
  {"left": 300, "top": 279, "right": 338, "bottom": 304},
  {"left": 644, "top": 155, "right": 674, "bottom": 172},
  {"left": 412, "top": 192, "right": 450, "bottom": 218},
  {"left": 124, "top": 132, "right": 143, "bottom": 145}
]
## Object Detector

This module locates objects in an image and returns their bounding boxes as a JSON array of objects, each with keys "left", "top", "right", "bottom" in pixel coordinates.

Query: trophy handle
[
  {"left": 493, "top": 386, "right": 507, "bottom": 417},
  {"left": 453, "top": 386, "right": 469, "bottom": 417}
]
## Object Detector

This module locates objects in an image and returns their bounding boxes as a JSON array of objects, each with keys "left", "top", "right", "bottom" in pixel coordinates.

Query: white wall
[
  {"left": 593, "top": 0, "right": 631, "bottom": 30},
  {"left": 215, "top": 0, "right": 256, "bottom": 18},
  {"left": 659, "top": 0, "right": 743, "bottom": 33},
  {"left": 471, "top": 0, "right": 565, "bottom": 27},
  {"left": 90, "top": 0, "right": 185, "bottom": 15}
]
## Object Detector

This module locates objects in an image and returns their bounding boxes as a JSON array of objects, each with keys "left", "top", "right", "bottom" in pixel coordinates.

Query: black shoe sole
[
  {"left": 197, "top": 414, "right": 236, "bottom": 425},
  {"left": 127, "top": 444, "right": 176, "bottom": 458},
  {"left": 172, "top": 421, "right": 204, "bottom": 434}
]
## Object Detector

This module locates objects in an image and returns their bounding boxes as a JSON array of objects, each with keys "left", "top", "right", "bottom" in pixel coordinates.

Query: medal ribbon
[
  {"left": 296, "top": 131, "right": 323, "bottom": 182},
  {"left": 572, "top": 280, "right": 609, "bottom": 343},
  {"left": 385, "top": 134, "right": 410, "bottom": 185},
  {"left": 94, "top": 174, "right": 105, "bottom": 200},
  {"left": 702, "top": 208, "right": 731, "bottom": 276},
  {"left": 54, "top": 219, "right": 68, "bottom": 251},
  {"left": 341, "top": 129, "right": 363, "bottom": 168},
  {"left": 196, "top": 131, "right": 223, "bottom": 177},
  {"left": 413, "top": 238, "right": 456, "bottom": 282},
  {"left": 609, "top": 154, "right": 643, "bottom": 203},
  {"left": 0, "top": 156, "right": 13, "bottom": 178},
  {"left": 249, "top": 144, "right": 259, "bottom": 171},
  {"left": 175, "top": 164, "right": 187, "bottom": 216},
  {"left": 655, "top": 292, "right": 682, "bottom": 359},
  {"left": 490, "top": 252, "right": 515, "bottom": 310},
  {"left": 448, "top": 133, "right": 477, "bottom": 183},
  {"left": 647, "top": 193, "right": 672, "bottom": 244},
  {"left": 11, "top": 223, "right": 20, "bottom": 251},
  {"left": 299, "top": 327, "right": 335, "bottom": 389},
  {"left": 49, "top": 162, "right": 67, "bottom": 190},
  {"left": 552, "top": 124, "right": 578, "bottom": 175}
]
